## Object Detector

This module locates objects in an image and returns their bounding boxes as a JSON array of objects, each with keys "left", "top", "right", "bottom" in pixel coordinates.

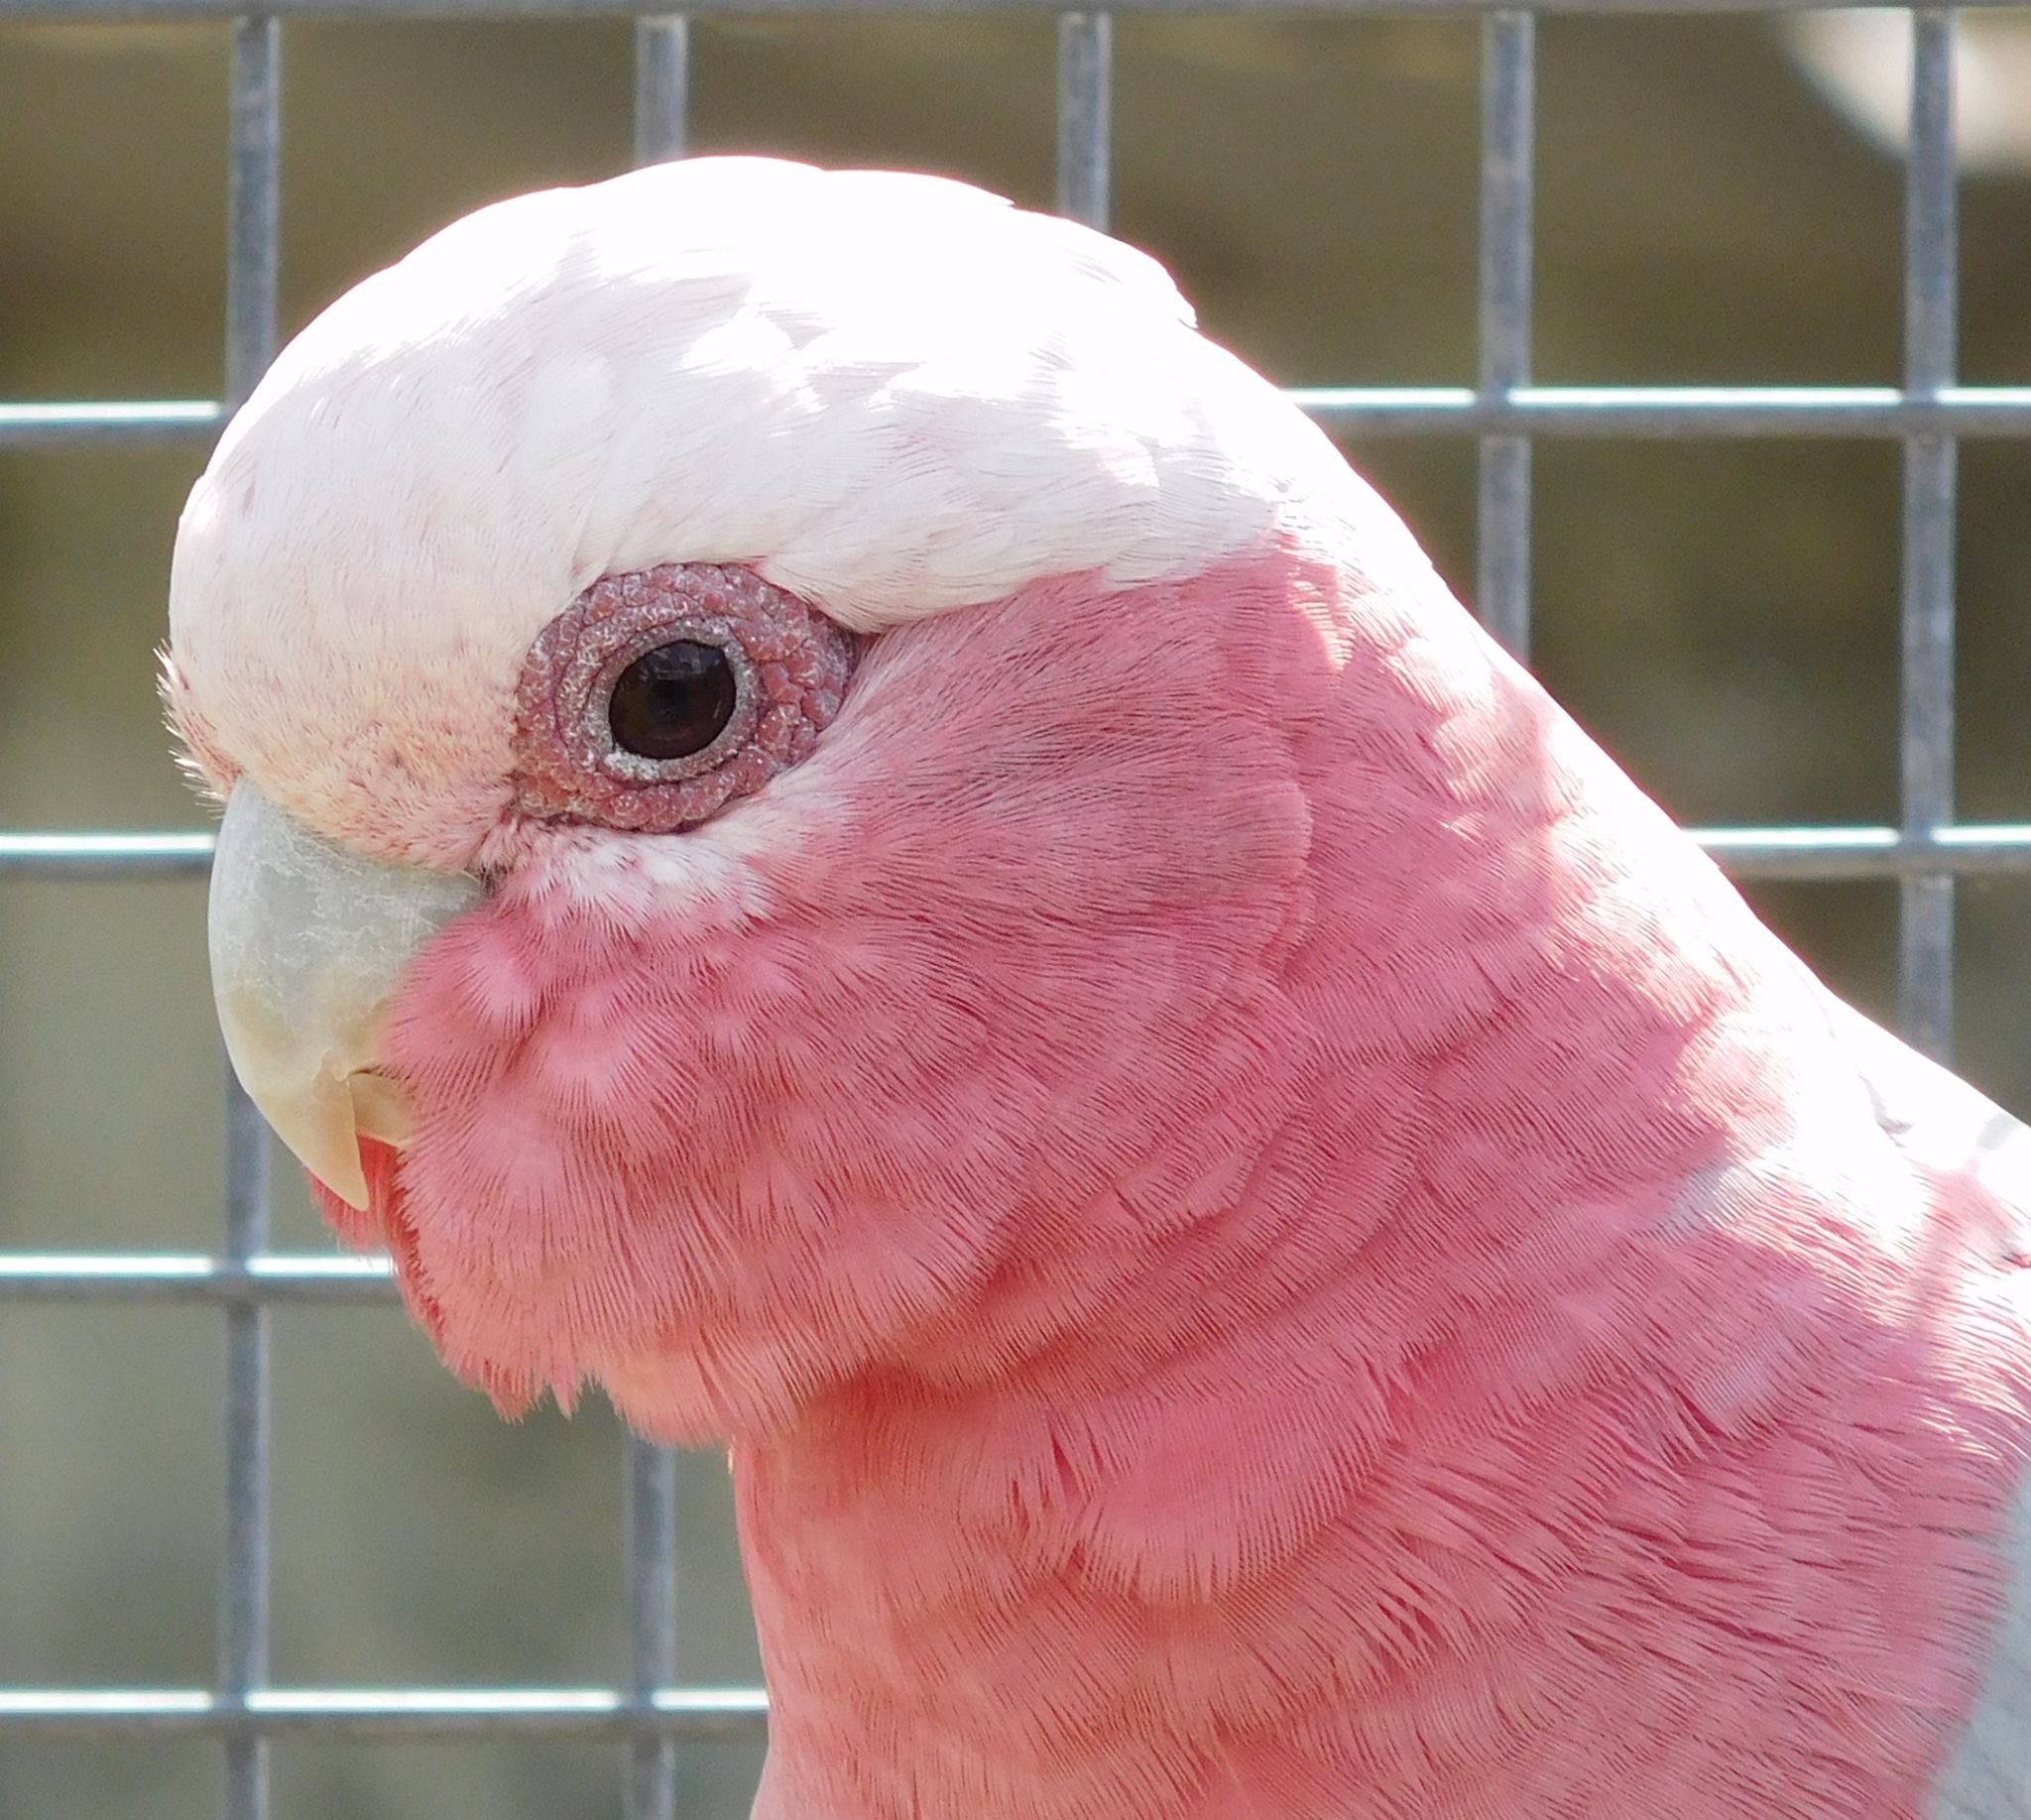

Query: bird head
[{"left": 167, "top": 157, "right": 1475, "bottom": 1438}]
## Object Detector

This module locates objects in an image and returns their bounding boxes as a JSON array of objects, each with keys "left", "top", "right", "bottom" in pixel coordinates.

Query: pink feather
[{"left": 306, "top": 535, "right": 2031, "bottom": 1818}]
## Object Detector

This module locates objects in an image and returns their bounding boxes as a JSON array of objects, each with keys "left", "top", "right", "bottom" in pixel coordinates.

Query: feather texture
[
  {"left": 167, "top": 159, "right": 1376, "bottom": 867},
  {"left": 352, "top": 543, "right": 2031, "bottom": 1818},
  {"left": 166, "top": 158, "right": 2031, "bottom": 1818}
]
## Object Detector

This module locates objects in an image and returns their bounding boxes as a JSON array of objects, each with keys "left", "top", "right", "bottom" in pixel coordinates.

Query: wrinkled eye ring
[
  {"left": 512, "top": 561, "right": 857, "bottom": 837},
  {"left": 588, "top": 621, "right": 758, "bottom": 784}
]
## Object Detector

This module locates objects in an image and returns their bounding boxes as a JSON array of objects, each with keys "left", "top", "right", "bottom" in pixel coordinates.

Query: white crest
[{"left": 169, "top": 158, "right": 1385, "bottom": 860}]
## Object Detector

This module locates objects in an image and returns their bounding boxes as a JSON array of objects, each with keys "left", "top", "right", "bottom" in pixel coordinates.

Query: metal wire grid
[{"left": 1, "top": 4, "right": 2029, "bottom": 1816}]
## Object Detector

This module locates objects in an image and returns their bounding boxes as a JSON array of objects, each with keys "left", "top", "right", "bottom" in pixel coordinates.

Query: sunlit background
[{"left": 3, "top": 12, "right": 2029, "bottom": 1817}]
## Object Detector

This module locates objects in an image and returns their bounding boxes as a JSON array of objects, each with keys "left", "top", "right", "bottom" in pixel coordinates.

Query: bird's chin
[
  {"left": 304, "top": 1135, "right": 587, "bottom": 1421},
  {"left": 306, "top": 1132, "right": 399, "bottom": 1248},
  {"left": 306, "top": 1136, "right": 452, "bottom": 1355}
]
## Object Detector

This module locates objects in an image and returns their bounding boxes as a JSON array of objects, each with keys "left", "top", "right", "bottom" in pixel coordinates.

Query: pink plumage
[{"left": 172, "top": 158, "right": 2031, "bottom": 1816}]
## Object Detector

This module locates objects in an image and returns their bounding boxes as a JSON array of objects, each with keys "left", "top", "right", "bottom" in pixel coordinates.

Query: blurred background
[{"left": 2, "top": 10, "right": 2029, "bottom": 1818}]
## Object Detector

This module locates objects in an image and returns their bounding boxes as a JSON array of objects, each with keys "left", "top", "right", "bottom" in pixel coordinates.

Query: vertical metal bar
[
  {"left": 635, "top": 16, "right": 690, "bottom": 167},
  {"left": 221, "top": 22, "right": 280, "bottom": 1820},
  {"left": 225, "top": 22, "right": 282, "bottom": 408},
  {"left": 221, "top": 1082, "right": 273, "bottom": 1820},
  {"left": 624, "top": 43, "right": 689, "bottom": 1817},
  {"left": 1899, "top": 9, "right": 1958, "bottom": 1058},
  {"left": 624, "top": 1441, "right": 680, "bottom": 1820},
  {"left": 1476, "top": 10, "right": 1535, "bottom": 663},
  {"left": 1056, "top": 12, "right": 1113, "bottom": 230}
]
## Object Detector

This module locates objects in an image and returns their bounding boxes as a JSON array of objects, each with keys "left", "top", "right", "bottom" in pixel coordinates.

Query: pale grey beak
[{"left": 207, "top": 781, "right": 486, "bottom": 1208}]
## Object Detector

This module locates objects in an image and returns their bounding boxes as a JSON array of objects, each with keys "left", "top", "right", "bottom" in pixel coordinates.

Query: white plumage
[{"left": 169, "top": 157, "right": 1409, "bottom": 865}]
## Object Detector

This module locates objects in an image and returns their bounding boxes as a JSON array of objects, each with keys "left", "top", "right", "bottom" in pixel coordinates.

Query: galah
[{"left": 166, "top": 158, "right": 2031, "bottom": 1818}]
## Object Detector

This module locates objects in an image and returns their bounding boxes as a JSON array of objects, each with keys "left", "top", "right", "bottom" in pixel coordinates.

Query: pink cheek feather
[
  {"left": 369, "top": 548, "right": 1330, "bottom": 1433},
  {"left": 322, "top": 542, "right": 2031, "bottom": 1819}
]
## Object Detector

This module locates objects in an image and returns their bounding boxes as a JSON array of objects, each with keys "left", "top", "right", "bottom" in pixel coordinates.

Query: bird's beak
[{"left": 206, "top": 781, "right": 486, "bottom": 1209}]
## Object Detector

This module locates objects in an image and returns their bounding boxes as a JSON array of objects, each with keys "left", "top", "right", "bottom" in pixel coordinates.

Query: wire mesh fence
[{"left": 2, "top": 3, "right": 2030, "bottom": 1817}]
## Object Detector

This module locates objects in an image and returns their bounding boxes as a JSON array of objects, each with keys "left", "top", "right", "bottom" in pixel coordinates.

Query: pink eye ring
[{"left": 512, "top": 562, "right": 856, "bottom": 834}]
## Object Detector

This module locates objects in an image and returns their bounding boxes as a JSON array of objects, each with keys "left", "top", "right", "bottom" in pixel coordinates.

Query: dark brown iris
[{"left": 607, "top": 639, "right": 739, "bottom": 761}]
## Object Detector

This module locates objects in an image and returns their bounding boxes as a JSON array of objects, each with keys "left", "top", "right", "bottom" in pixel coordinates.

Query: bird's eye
[
  {"left": 608, "top": 640, "right": 739, "bottom": 761},
  {"left": 514, "top": 562, "right": 855, "bottom": 835}
]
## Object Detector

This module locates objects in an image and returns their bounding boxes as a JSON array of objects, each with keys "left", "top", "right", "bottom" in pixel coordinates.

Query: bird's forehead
[{"left": 166, "top": 158, "right": 1338, "bottom": 864}]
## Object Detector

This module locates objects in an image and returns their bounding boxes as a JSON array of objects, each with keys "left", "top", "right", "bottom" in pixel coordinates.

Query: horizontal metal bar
[
  {"left": 0, "top": 0, "right": 2022, "bottom": 17},
  {"left": 0, "top": 1687, "right": 769, "bottom": 1740},
  {"left": 0, "top": 401, "right": 224, "bottom": 447},
  {"left": 10, "top": 826, "right": 2031, "bottom": 890},
  {"left": 1295, "top": 386, "right": 2031, "bottom": 437},
  {"left": 1696, "top": 826, "right": 2031, "bottom": 882},
  {"left": 0, "top": 833, "right": 214, "bottom": 878},
  {"left": 0, "top": 1255, "right": 397, "bottom": 1303},
  {"left": 9, "top": 389, "right": 2031, "bottom": 449}
]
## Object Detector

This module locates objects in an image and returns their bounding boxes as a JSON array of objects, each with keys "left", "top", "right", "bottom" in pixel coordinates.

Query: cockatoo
[{"left": 166, "top": 158, "right": 2031, "bottom": 1818}]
